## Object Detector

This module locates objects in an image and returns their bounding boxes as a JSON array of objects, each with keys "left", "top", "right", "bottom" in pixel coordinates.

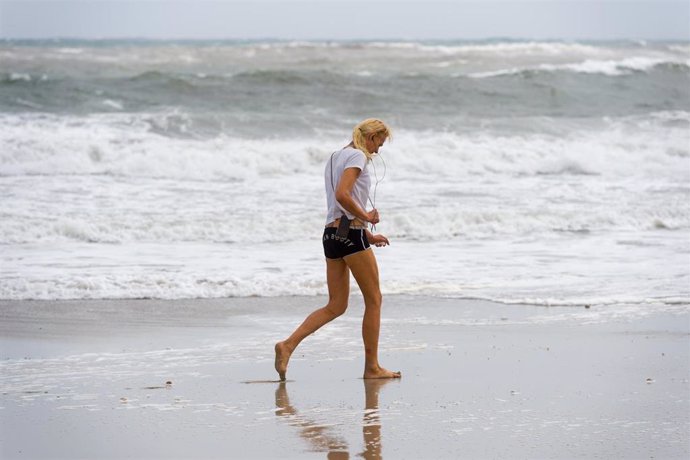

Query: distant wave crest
[{"left": 468, "top": 57, "right": 690, "bottom": 78}]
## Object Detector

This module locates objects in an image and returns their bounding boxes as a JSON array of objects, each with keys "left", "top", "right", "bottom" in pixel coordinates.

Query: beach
[
  {"left": 1, "top": 38, "right": 689, "bottom": 459},
  {"left": 1, "top": 296, "right": 688, "bottom": 459}
]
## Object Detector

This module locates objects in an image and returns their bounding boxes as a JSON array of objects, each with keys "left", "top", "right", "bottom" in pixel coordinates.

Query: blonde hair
[{"left": 352, "top": 118, "right": 392, "bottom": 160}]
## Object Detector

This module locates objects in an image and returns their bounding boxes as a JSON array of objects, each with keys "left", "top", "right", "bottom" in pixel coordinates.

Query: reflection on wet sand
[
  {"left": 275, "top": 380, "right": 394, "bottom": 459},
  {"left": 358, "top": 380, "right": 390, "bottom": 460}
]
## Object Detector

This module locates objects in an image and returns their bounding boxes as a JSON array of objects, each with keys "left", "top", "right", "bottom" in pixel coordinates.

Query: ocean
[{"left": 1, "top": 39, "right": 689, "bottom": 310}]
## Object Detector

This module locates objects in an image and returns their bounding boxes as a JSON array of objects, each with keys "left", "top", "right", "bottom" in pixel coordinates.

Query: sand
[{"left": 1, "top": 296, "right": 688, "bottom": 459}]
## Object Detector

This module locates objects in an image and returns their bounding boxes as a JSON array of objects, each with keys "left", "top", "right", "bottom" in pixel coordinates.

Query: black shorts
[{"left": 323, "top": 227, "right": 370, "bottom": 259}]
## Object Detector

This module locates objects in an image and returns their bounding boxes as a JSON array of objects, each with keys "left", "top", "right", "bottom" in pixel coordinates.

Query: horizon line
[{"left": 2, "top": 36, "right": 689, "bottom": 43}]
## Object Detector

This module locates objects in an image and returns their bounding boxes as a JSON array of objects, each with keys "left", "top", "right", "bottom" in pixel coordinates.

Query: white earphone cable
[{"left": 368, "top": 152, "right": 386, "bottom": 232}]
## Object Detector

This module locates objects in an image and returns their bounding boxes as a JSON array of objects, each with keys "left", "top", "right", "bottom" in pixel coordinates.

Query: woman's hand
[
  {"left": 369, "top": 233, "right": 390, "bottom": 247},
  {"left": 366, "top": 208, "right": 380, "bottom": 225}
]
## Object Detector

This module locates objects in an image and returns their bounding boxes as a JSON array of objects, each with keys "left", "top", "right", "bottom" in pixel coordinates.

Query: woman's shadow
[{"left": 275, "top": 379, "right": 395, "bottom": 459}]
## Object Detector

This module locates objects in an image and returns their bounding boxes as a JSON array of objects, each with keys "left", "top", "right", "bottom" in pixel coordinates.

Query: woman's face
[{"left": 366, "top": 133, "right": 387, "bottom": 154}]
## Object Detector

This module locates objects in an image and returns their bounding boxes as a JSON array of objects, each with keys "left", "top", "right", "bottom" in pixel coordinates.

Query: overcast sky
[{"left": 1, "top": 0, "right": 688, "bottom": 41}]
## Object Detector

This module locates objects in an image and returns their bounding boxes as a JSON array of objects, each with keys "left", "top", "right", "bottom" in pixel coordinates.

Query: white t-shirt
[{"left": 324, "top": 147, "right": 371, "bottom": 224}]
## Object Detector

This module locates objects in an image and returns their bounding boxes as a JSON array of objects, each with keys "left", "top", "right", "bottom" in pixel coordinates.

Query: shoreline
[{"left": 1, "top": 296, "right": 689, "bottom": 459}]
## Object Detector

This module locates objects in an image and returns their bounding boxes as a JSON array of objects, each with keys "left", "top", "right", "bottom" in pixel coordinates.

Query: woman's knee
[
  {"left": 364, "top": 291, "right": 382, "bottom": 310},
  {"left": 325, "top": 298, "right": 348, "bottom": 317}
]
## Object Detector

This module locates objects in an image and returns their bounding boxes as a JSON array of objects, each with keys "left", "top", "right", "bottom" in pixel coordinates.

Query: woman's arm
[
  {"left": 336, "top": 168, "right": 388, "bottom": 247},
  {"left": 365, "top": 229, "right": 390, "bottom": 247},
  {"left": 335, "top": 168, "right": 379, "bottom": 224}
]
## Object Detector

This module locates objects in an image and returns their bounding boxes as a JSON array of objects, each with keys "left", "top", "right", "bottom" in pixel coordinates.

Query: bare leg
[
  {"left": 275, "top": 258, "right": 350, "bottom": 380},
  {"left": 344, "top": 249, "right": 401, "bottom": 379}
]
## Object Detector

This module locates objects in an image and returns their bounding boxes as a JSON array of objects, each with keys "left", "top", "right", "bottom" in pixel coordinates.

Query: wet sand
[{"left": 1, "top": 296, "right": 689, "bottom": 459}]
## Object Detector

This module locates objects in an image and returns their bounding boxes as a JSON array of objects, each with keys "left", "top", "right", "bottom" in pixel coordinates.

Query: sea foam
[{"left": 1, "top": 40, "right": 689, "bottom": 306}]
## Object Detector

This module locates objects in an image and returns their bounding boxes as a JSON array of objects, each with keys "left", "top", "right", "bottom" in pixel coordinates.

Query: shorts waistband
[{"left": 325, "top": 217, "right": 368, "bottom": 230}]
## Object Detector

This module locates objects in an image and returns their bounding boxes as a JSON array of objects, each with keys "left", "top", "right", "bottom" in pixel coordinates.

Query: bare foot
[
  {"left": 274, "top": 341, "right": 293, "bottom": 381},
  {"left": 363, "top": 365, "right": 402, "bottom": 379}
]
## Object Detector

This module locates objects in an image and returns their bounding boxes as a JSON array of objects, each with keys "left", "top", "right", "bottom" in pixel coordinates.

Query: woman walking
[{"left": 274, "top": 118, "right": 401, "bottom": 380}]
